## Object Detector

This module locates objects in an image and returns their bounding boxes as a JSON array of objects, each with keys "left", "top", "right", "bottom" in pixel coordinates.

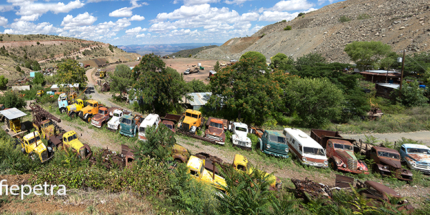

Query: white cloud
[
  {"left": 173, "top": 0, "right": 219, "bottom": 5},
  {"left": 130, "top": 15, "right": 145, "bottom": 21},
  {"left": 149, "top": 21, "right": 177, "bottom": 33},
  {"left": 270, "top": 0, "right": 314, "bottom": 12},
  {"left": 224, "top": 0, "right": 248, "bottom": 5},
  {"left": 109, "top": 0, "right": 148, "bottom": 17},
  {"left": 125, "top": 26, "right": 146, "bottom": 34},
  {"left": 259, "top": 11, "right": 298, "bottom": 21},
  {"left": 0, "top": 5, "right": 14, "bottom": 12},
  {"left": 3, "top": 21, "right": 59, "bottom": 34},
  {"left": 9, "top": 0, "right": 85, "bottom": 21},
  {"left": 61, "top": 12, "right": 97, "bottom": 28},
  {"left": 136, "top": 33, "right": 145, "bottom": 38},
  {"left": 156, "top": 4, "right": 211, "bottom": 20},
  {"left": 0, "top": 16, "right": 8, "bottom": 26}
]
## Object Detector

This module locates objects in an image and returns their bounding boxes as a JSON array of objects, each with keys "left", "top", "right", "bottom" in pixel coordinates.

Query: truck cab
[
  {"left": 231, "top": 122, "right": 252, "bottom": 149},
  {"left": 259, "top": 130, "right": 289, "bottom": 159},
  {"left": 180, "top": 109, "right": 203, "bottom": 133},
  {"left": 20, "top": 131, "right": 54, "bottom": 163},
  {"left": 400, "top": 144, "right": 430, "bottom": 174},
  {"left": 119, "top": 115, "right": 137, "bottom": 137},
  {"left": 204, "top": 117, "right": 227, "bottom": 145},
  {"left": 370, "top": 146, "right": 413, "bottom": 181},
  {"left": 326, "top": 139, "right": 368, "bottom": 174},
  {"left": 107, "top": 109, "right": 127, "bottom": 131},
  {"left": 91, "top": 107, "right": 110, "bottom": 128},
  {"left": 61, "top": 131, "right": 92, "bottom": 159},
  {"left": 138, "top": 114, "right": 160, "bottom": 141},
  {"left": 67, "top": 99, "right": 85, "bottom": 117},
  {"left": 58, "top": 93, "right": 68, "bottom": 114},
  {"left": 186, "top": 155, "right": 227, "bottom": 192},
  {"left": 284, "top": 128, "right": 328, "bottom": 168},
  {"left": 233, "top": 154, "right": 282, "bottom": 190},
  {"left": 34, "top": 119, "right": 57, "bottom": 140},
  {"left": 79, "top": 100, "right": 102, "bottom": 123}
]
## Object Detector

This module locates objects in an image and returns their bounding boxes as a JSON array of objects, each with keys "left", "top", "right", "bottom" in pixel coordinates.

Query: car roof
[
  {"left": 187, "top": 156, "right": 203, "bottom": 171},
  {"left": 233, "top": 122, "right": 247, "bottom": 127},
  {"left": 113, "top": 109, "right": 123, "bottom": 114},
  {"left": 266, "top": 130, "right": 284, "bottom": 137},
  {"left": 373, "top": 146, "right": 399, "bottom": 154},
  {"left": 284, "top": 128, "right": 323, "bottom": 149},
  {"left": 329, "top": 139, "right": 353, "bottom": 146},
  {"left": 140, "top": 114, "right": 159, "bottom": 128},
  {"left": 24, "top": 131, "right": 40, "bottom": 139},
  {"left": 185, "top": 109, "right": 201, "bottom": 115},
  {"left": 402, "top": 144, "right": 429, "bottom": 149},
  {"left": 64, "top": 130, "right": 77, "bottom": 136}
]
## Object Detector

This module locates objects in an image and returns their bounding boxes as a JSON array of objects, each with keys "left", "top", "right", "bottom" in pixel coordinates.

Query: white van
[
  {"left": 138, "top": 114, "right": 160, "bottom": 141},
  {"left": 283, "top": 128, "right": 328, "bottom": 168}
]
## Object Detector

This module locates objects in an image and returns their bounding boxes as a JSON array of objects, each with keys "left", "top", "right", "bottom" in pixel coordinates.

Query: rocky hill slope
[
  {"left": 195, "top": 0, "right": 430, "bottom": 63},
  {"left": 0, "top": 34, "right": 139, "bottom": 82},
  {"left": 167, "top": 45, "right": 219, "bottom": 58}
]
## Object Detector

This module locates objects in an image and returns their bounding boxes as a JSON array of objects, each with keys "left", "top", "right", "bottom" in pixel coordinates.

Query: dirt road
[{"left": 342, "top": 131, "right": 430, "bottom": 146}]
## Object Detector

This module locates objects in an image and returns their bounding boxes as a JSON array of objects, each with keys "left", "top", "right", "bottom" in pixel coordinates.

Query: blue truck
[
  {"left": 119, "top": 115, "right": 138, "bottom": 137},
  {"left": 258, "top": 130, "right": 289, "bottom": 159},
  {"left": 57, "top": 93, "right": 68, "bottom": 114},
  {"left": 400, "top": 144, "right": 430, "bottom": 174}
]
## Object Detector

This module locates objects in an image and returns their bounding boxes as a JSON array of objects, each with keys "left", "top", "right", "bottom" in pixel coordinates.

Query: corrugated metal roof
[
  {"left": 365, "top": 70, "right": 399, "bottom": 74},
  {"left": 0, "top": 108, "right": 27, "bottom": 120},
  {"left": 187, "top": 92, "right": 212, "bottom": 106},
  {"left": 377, "top": 83, "right": 400, "bottom": 89}
]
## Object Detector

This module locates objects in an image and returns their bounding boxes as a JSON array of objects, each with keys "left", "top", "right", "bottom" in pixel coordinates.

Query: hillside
[
  {"left": 0, "top": 34, "right": 140, "bottom": 83},
  {"left": 195, "top": 0, "right": 430, "bottom": 63},
  {"left": 167, "top": 45, "right": 219, "bottom": 58}
]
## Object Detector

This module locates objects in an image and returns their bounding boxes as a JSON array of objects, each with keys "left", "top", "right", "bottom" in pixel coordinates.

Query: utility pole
[{"left": 399, "top": 50, "right": 405, "bottom": 91}]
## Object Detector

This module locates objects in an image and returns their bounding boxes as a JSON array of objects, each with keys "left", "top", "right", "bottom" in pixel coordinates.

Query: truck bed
[
  {"left": 162, "top": 113, "right": 182, "bottom": 123},
  {"left": 310, "top": 129, "right": 342, "bottom": 148}
]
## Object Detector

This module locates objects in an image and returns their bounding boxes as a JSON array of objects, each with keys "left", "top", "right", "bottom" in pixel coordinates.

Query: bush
[
  {"left": 392, "top": 80, "right": 428, "bottom": 107},
  {"left": 298, "top": 12, "right": 305, "bottom": 17},
  {"left": 0, "top": 75, "right": 8, "bottom": 89},
  {"left": 0, "top": 91, "right": 26, "bottom": 109},
  {"left": 281, "top": 20, "right": 286, "bottom": 22},
  {"left": 339, "top": 15, "right": 352, "bottom": 23},
  {"left": 284, "top": 26, "right": 292, "bottom": 30},
  {"left": 358, "top": 14, "right": 371, "bottom": 20}
]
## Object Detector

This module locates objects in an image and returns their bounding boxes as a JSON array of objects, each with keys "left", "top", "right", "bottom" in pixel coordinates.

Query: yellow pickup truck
[
  {"left": 79, "top": 100, "right": 103, "bottom": 123},
  {"left": 48, "top": 130, "right": 92, "bottom": 159},
  {"left": 187, "top": 155, "right": 227, "bottom": 192},
  {"left": 67, "top": 99, "right": 86, "bottom": 119}
]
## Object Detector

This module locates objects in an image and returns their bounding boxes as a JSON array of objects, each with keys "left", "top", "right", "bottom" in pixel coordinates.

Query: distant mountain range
[{"left": 118, "top": 43, "right": 223, "bottom": 56}]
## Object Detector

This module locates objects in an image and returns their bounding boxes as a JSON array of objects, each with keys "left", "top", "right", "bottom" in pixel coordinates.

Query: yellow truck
[
  {"left": 36, "top": 90, "right": 44, "bottom": 97},
  {"left": 179, "top": 109, "right": 204, "bottom": 133},
  {"left": 18, "top": 131, "right": 54, "bottom": 163},
  {"left": 187, "top": 155, "right": 227, "bottom": 192},
  {"left": 48, "top": 130, "right": 92, "bottom": 159},
  {"left": 195, "top": 153, "right": 282, "bottom": 191},
  {"left": 67, "top": 99, "right": 86, "bottom": 119},
  {"left": 79, "top": 100, "right": 103, "bottom": 123}
]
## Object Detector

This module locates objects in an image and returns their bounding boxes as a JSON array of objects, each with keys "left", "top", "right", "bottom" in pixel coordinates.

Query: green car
[{"left": 119, "top": 115, "right": 137, "bottom": 137}]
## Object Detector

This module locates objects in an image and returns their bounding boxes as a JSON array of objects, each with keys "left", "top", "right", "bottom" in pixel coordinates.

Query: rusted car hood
[
  {"left": 409, "top": 154, "right": 430, "bottom": 163},
  {"left": 336, "top": 150, "right": 357, "bottom": 162},
  {"left": 379, "top": 157, "right": 401, "bottom": 168},
  {"left": 207, "top": 127, "right": 223, "bottom": 136},
  {"left": 92, "top": 114, "right": 106, "bottom": 121}
]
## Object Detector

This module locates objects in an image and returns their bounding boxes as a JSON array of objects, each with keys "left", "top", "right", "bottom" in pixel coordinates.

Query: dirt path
[{"left": 342, "top": 131, "right": 430, "bottom": 146}]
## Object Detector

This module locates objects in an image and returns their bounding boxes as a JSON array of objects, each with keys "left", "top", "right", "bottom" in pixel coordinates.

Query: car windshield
[
  {"left": 269, "top": 135, "right": 286, "bottom": 144},
  {"left": 377, "top": 151, "right": 400, "bottom": 159},
  {"left": 166, "top": 124, "right": 173, "bottom": 129},
  {"left": 121, "top": 118, "right": 131, "bottom": 124},
  {"left": 186, "top": 112, "right": 192, "bottom": 117},
  {"left": 407, "top": 148, "right": 430, "bottom": 154},
  {"left": 304, "top": 147, "right": 325, "bottom": 156},
  {"left": 334, "top": 144, "right": 353, "bottom": 151},
  {"left": 68, "top": 134, "right": 77, "bottom": 141},
  {"left": 98, "top": 110, "right": 105, "bottom": 114},
  {"left": 114, "top": 113, "right": 120, "bottom": 117},
  {"left": 210, "top": 122, "right": 222, "bottom": 128},
  {"left": 192, "top": 114, "right": 198, "bottom": 119},
  {"left": 43, "top": 121, "right": 53, "bottom": 127},
  {"left": 139, "top": 127, "right": 145, "bottom": 133},
  {"left": 236, "top": 127, "right": 247, "bottom": 132},
  {"left": 28, "top": 136, "right": 41, "bottom": 144}
]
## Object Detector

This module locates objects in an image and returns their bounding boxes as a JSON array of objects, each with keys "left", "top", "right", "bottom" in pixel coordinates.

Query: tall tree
[
  {"left": 285, "top": 77, "right": 345, "bottom": 127},
  {"left": 344, "top": 41, "right": 392, "bottom": 71},
  {"left": 134, "top": 123, "right": 176, "bottom": 162},
  {"left": 56, "top": 59, "right": 88, "bottom": 86},
  {"left": 208, "top": 55, "right": 282, "bottom": 124},
  {"left": 0, "top": 75, "right": 8, "bottom": 89},
  {"left": 393, "top": 80, "right": 428, "bottom": 107},
  {"left": 270, "top": 53, "right": 294, "bottom": 71},
  {"left": 110, "top": 64, "right": 133, "bottom": 96},
  {"left": 240, "top": 51, "right": 266, "bottom": 66},
  {"left": 214, "top": 61, "right": 220, "bottom": 72},
  {"left": 295, "top": 53, "right": 326, "bottom": 71},
  {"left": 33, "top": 72, "right": 44, "bottom": 85},
  {"left": 132, "top": 54, "right": 188, "bottom": 114}
]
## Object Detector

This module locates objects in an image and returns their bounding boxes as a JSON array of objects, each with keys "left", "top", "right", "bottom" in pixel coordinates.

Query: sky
[{"left": 0, "top": 0, "right": 342, "bottom": 45}]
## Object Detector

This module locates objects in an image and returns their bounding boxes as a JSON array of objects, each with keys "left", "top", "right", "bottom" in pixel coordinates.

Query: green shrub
[
  {"left": 284, "top": 26, "right": 292, "bottom": 30},
  {"left": 358, "top": 14, "right": 371, "bottom": 20},
  {"left": 339, "top": 15, "right": 352, "bottom": 23},
  {"left": 281, "top": 20, "right": 286, "bottom": 22},
  {"left": 298, "top": 13, "right": 305, "bottom": 17}
]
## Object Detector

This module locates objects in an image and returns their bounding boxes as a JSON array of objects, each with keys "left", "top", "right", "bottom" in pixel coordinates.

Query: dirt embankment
[{"left": 196, "top": 0, "right": 430, "bottom": 62}]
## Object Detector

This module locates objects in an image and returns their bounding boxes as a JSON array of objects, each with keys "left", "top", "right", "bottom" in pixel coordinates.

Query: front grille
[
  {"left": 182, "top": 123, "right": 190, "bottom": 132},
  {"left": 41, "top": 150, "right": 48, "bottom": 161},
  {"left": 347, "top": 159, "right": 358, "bottom": 170},
  {"left": 238, "top": 141, "right": 247, "bottom": 146},
  {"left": 266, "top": 148, "right": 288, "bottom": 155},
  {"left": 108, "top": 124, "right": 115, "bottom": 129},
  {"left": 416, "top": 163, "right": 430, "bottom": 169},
  {"left": 207, "top": 134, "right": 221, "bottom": 141}
]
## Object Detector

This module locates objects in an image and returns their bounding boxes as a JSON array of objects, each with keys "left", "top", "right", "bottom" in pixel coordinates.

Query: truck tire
[
  {"left": 69, "top": 112, "right": 76, "bottom": 120},
  {"left": 258, "top": 138, "right": 263, "bottom": 151},
  {"left": 329, "top": 159, "right": 338, "bottom": 171},
  {"left": 87, "top": 115, "right": 92, "bottom": 123},
  {"left": 60, "top": 108, "right": 66, "bottom": 114}
]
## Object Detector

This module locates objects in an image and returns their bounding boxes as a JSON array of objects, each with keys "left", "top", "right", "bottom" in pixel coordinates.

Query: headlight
[
  {"left": 358, "top": 167, "right": 362, "bottom": 170},
  {"left": 384, "top": 166, "right": 387, "bottom": 169},
  {"left": 302, "top": 157, "right": 307, "bottom": 162},
  {"left": 267, "top": 144, "right": 271, "bottom": 149},
  {"left": 130, "top": 129, "right": 132, "bottom": 132},
  {"left": 343, "top": 164, "right": 347, "bottom": 168},
  {"left": 285, "top": 148, "right": 288, "bottom": 153},
  {"left": 324, "top": 160, "right": 328, "bottom": 165}
]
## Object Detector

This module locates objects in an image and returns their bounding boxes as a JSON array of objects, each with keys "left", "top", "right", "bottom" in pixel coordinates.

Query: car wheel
[
  {"left": 87, "top": 117, "right": 92, "bottom": 123},
  {"left": 60, "top": 108, "right": 66, "bottom": 114},
  {"left": 330, "top": 159, "right": 338, "bottom": 171}
]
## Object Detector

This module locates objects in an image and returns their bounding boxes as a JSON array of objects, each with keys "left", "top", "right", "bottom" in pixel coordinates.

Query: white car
[
  {"left": 231, "top": 122, "right": 252, "bottom": 149},
  {"left": 184, "top": 68, "right": 190, "bottom": 75},
  {"left": 138, "top": 114, "right": 160, "bottom": 141},
  {"left": 107, "top": 109, "right": 125, "bottom": 131}
]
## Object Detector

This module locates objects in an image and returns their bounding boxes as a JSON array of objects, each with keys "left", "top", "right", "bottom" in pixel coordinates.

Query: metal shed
[
  {"left": 0, "top": 108, "right": 27, "bottom": 120},
  {"left": 184, "top": 92, "right": 212, "bottom": 110}
]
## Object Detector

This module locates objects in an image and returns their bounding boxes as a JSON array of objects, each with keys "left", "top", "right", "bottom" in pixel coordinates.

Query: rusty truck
[
  {"left": 161, "top": 113, "right": 182, "bottom": 133},
  {"left": 204, "top": 117, "right": 229, "bottom": 145},
  {"left": 91, "top": 107, "right": 119, "bottom": 128},
  {"left": 368, "top": 146, "right": 413, "bottom": 182},
  {"left": 79, "top": 100, "right": 104, "bottom": 123},
  {"left": 48, "top": 130, "right": 92, "bottom": 159},
  {"left": 310, "top": 129, "right": 369, "bottom": 174},
  {"left": 29, "top": 103, "right": 65, "bottom": 140}
]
